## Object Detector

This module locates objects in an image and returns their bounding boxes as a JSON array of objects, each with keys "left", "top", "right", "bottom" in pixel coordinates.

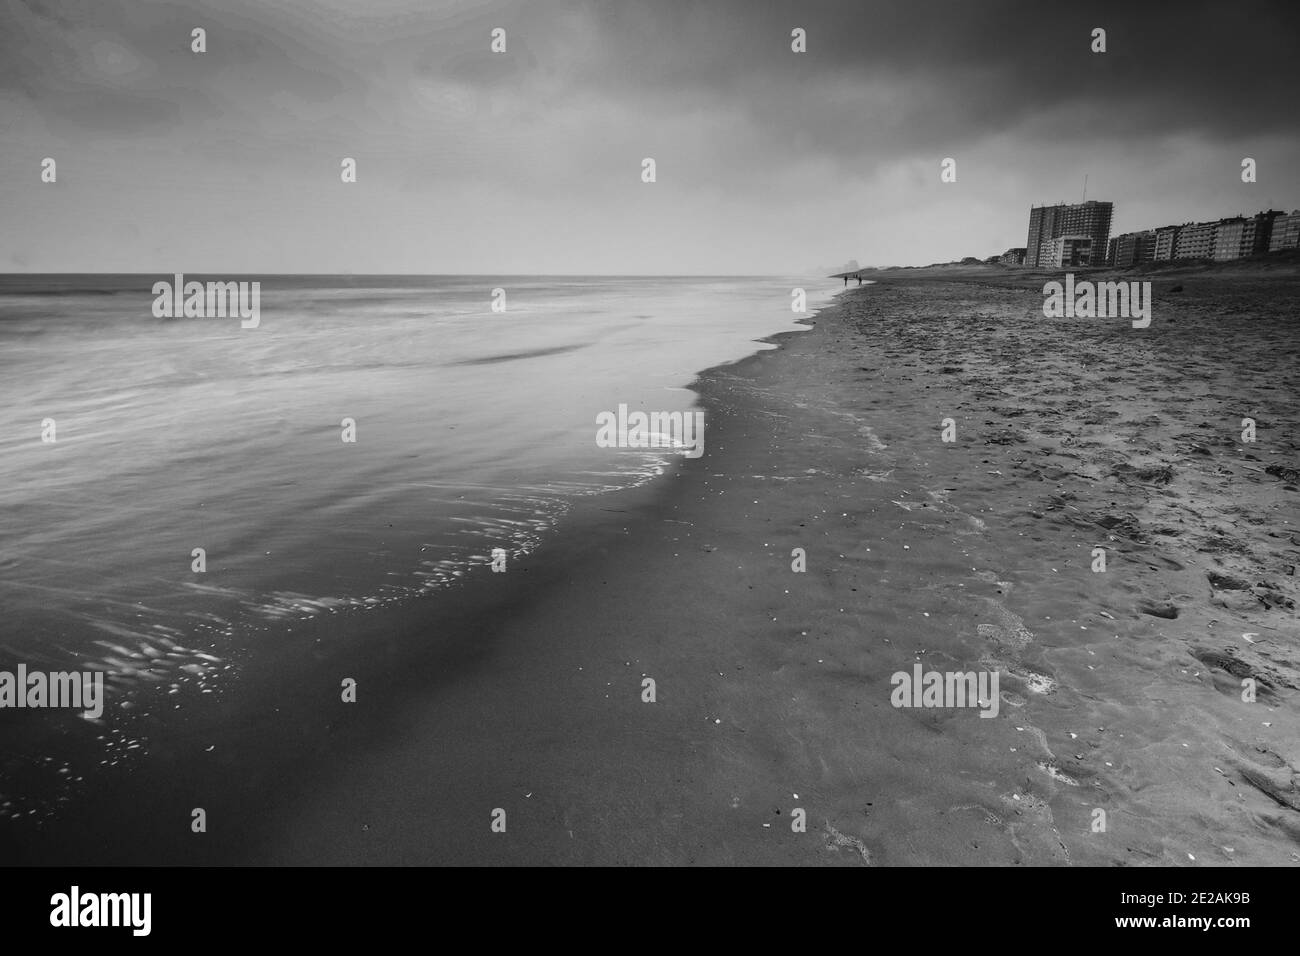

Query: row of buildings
[
  {"left": 994, "top": 201, "right": 1300, "bottom": 269},
  {"left": 1104, "top": 210, "right": 1299, "bottom": 267}
]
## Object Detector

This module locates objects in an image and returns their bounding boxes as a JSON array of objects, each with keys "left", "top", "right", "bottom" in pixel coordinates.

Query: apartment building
[
  {"left": 1152, "top": 225, "right": 1181, "bottom": 261},
  {"left": 1268, "top": 211, "right": 1300, "bottom": 252},
  {"left": 1110, "top": 230, "right": 1156, "bottom": 268},
  {"left": 1038, "top": 235, "right": 1094, "bottom": 268},
  {"left": 1213, "top": 218, "right": 1246, "bottom": 261},
  {"left": 1174, "top": 220, "right": 1218, "bottom": 259},
  {"left": 1026, "top": 201, "right": 1113, "bottom": 267}
]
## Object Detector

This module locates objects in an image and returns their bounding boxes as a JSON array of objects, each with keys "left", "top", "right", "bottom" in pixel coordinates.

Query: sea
[{"left": 0, "top": 274, "right": 836, "bottom": 708}]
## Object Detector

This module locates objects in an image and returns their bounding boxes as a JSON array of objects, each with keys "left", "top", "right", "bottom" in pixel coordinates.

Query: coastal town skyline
[{"left": 977, "top": 199, "right": 1300, "bottom": 272}]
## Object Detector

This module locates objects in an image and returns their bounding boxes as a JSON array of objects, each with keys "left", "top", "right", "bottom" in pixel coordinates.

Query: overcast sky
[{"left": 3, "top": 0, "right": 1298, "bottom": 273}]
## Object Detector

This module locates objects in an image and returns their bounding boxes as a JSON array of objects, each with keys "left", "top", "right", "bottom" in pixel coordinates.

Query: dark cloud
[
  {"left": 496, "top": 0, "right": 1300, "bottom": 152},
  {"left": 9, "top": 1, "right": 1293, "bottom": 158},
  {"left": 1, "top": 0, "right": 1297, "bottom": 272},
  {"left": 0, "top": 0, "right": 354, "bottom": 135}
]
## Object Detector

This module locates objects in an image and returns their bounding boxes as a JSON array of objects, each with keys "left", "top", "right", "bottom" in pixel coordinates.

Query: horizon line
[{"left": 0, "top": 271, "right": 824, "bottom": 279}]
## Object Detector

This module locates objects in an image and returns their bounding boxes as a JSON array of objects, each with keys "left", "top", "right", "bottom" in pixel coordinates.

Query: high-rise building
[
  {"left": 1213, "top": 218, "right": 1247, "bottom": 261},
  {"left": 1025, "top": 201, "right": 1113, "bottom": 267},
  {"left": 1242, "top": 210, "right": 1283, "bottom": 255},
  {"left": 1175, "top": 220, "right": 1218, "bottom": 259},
  {"left": 1110, "top": 230, "right": 1156, "bottom": 268},
  {"left": 1269, "top": 210, "right": 1300, "bottom": 252},
  {"left": 1152, "top": 225, "right": 1182, "bottom": 261},
  {"left": 1038, "top": 235, "right": 1094, "bottom": 268},
  {"left": 1208, "top": 213, "right": 1281, "bottom": 260},
  {"left": 1135, "top": 231, "right": 1156, "bottom": 265},
  {"left": 999, "top": 247, "right": 1026, "bottom": 266},
  {"left": 1025, "top": 205, "right": 1060, "bottom": 267}
]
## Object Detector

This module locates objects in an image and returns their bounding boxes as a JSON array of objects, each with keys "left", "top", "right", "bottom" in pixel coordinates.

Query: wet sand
[{"left": 8, "top": 260, "right": 1299, "bottom": 865}]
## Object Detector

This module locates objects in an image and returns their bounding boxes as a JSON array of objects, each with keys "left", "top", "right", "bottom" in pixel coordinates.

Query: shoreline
[
  {"left": 7, "top": 269, "right": 1300, "bottom": 865},
  {"left": 0, "top": 303, "right": 826, "bottom": 866}
]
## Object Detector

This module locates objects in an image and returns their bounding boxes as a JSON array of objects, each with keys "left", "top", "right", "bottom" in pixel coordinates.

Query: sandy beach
[{"left": 6, "top": 259, "right": 1299, "bottom": 867}]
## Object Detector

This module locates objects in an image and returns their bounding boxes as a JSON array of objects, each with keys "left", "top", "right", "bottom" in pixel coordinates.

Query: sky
[{"left": 2, "top": 0, "right": 1298, "bottom": 274}]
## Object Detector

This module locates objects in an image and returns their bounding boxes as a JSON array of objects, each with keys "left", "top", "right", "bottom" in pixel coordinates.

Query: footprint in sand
[
  {"left": 997, "top": 662, "right": 1059, "bottom": 695},
  {"left": 1036, "top": 761, "right": 1080, "bottom": 786},
  {"left": 823, "top": 823, "right": 873, "bottom": 864}
]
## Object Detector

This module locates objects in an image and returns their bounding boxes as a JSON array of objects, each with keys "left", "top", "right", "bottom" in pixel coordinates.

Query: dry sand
[{"left": 249, "top": 260, "right": 1300, "bottom": 866}]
